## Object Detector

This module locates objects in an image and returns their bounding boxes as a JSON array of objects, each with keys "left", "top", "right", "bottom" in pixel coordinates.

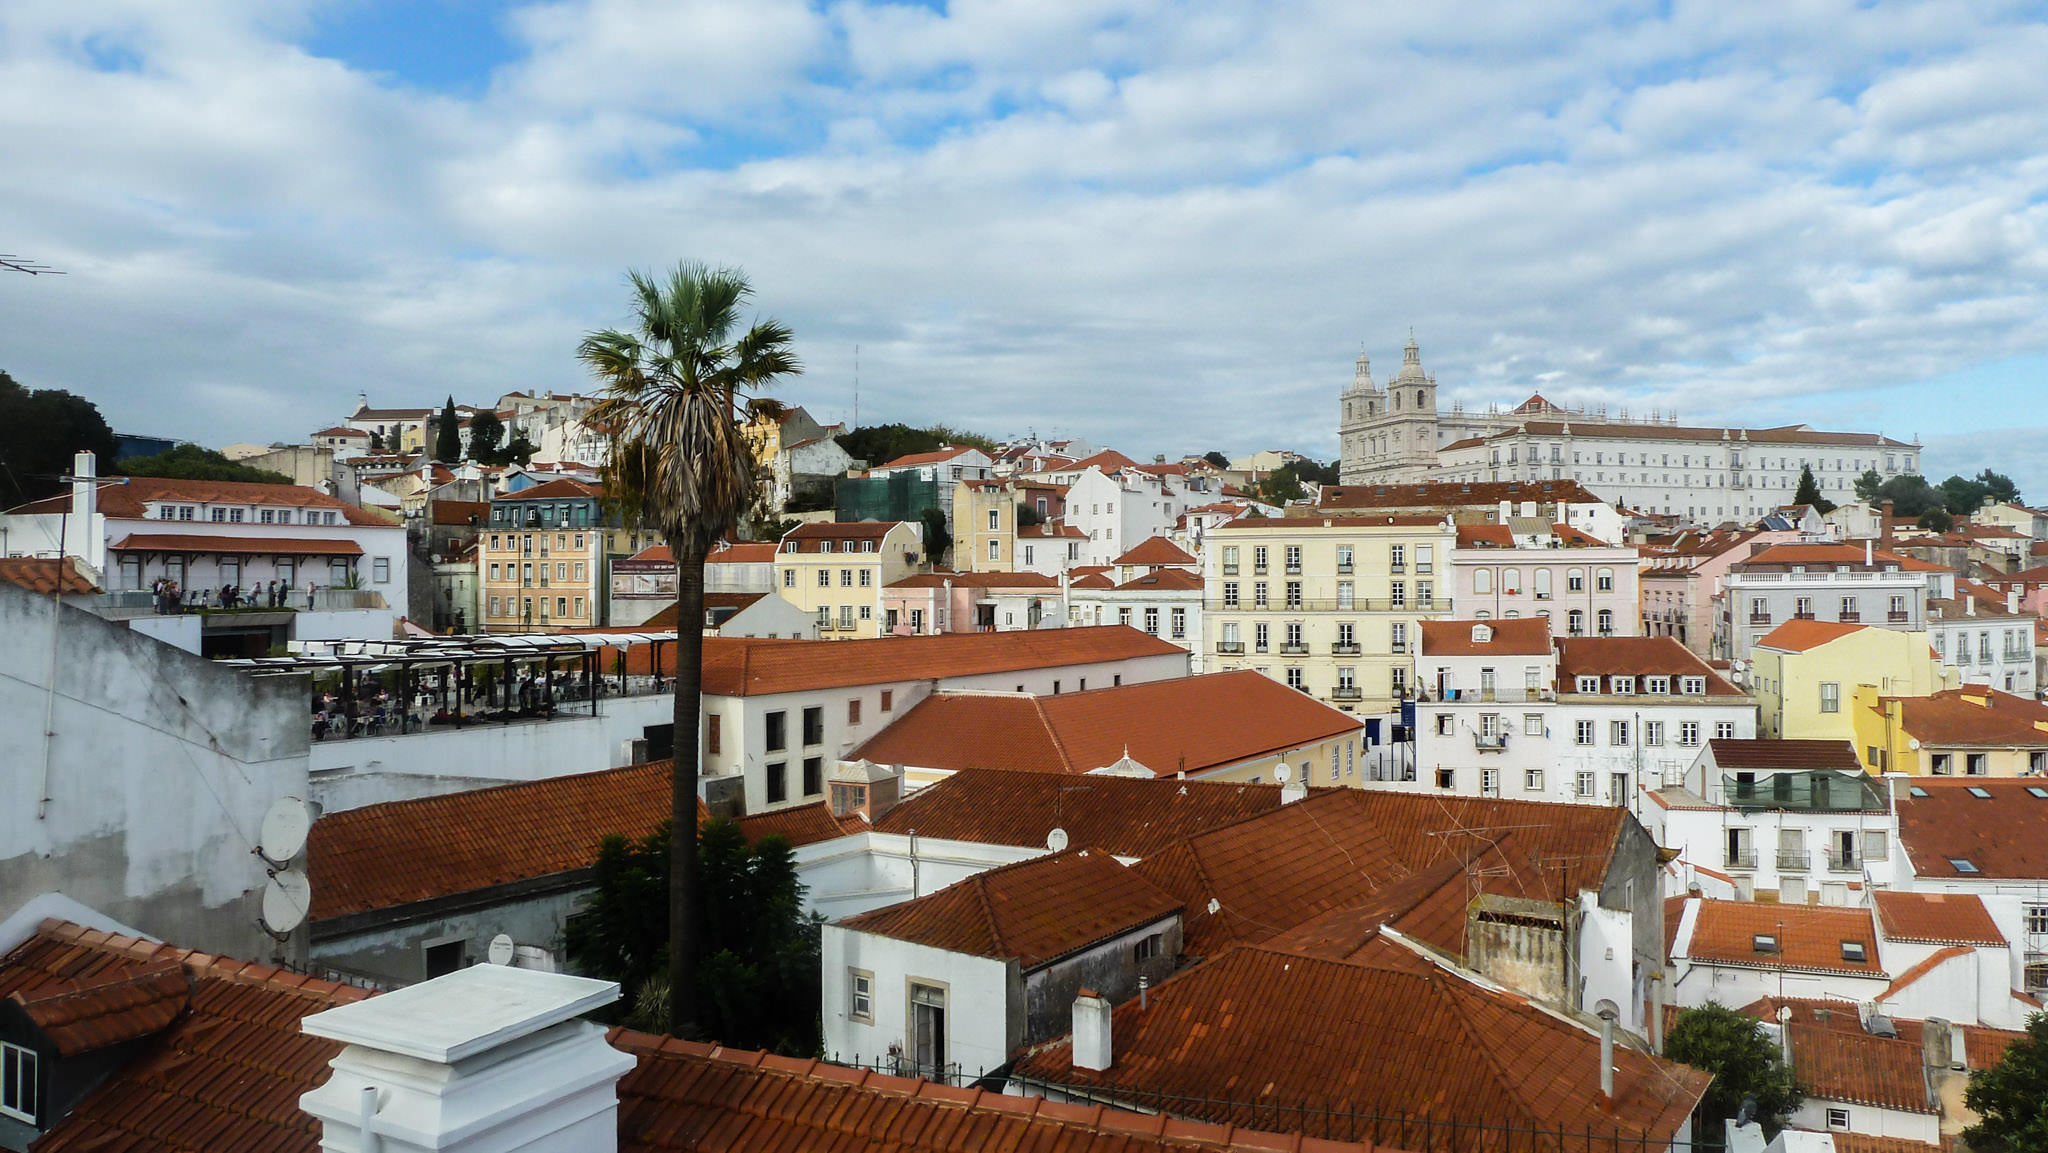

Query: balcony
[
  {"left": 1746, "top": 612, "right": 1774, "bottom": 626},
  {"left": 1331, "top": 686, "right": 1363, "bottom": 701},
  {"left": 1725, "top": 847, "right": 1759, "bottom": 870},
  {"left": 1337, "top": 563, "right": 1354, "bottom": 575},
  {"left": 1332, "top": 642, "right": 1362, "bottom": 655},
  {"left": 1793, "top": 610, "right": 1816, "bottom": 621},
  {"left": 1222, "top": 564, "right": 1238, "bottom": 576},
  {"left": 1474, "top": 732, "right": 1508, "bottom": 751},
  {"left": 1215, "top": 641, "right": 1246, "bottom": 654},
  {"left": 1776, "top": 848, "right": 1811, "bottom": 872},
  {"left": 1285, "top": 564, "right": 1302, "bottom": 575},
  {"left": 1839, "top": 612, "right": 1860, "bottom": 623},
  {"left": 1825, "top": 848, "right": 1862, "bottom": 873},
  {"left": 1888, "top": 610, "right": 1910, "bottom": 623},
  {"left": 1279, "top": 642, "right": 1310, "bottom": 655}
]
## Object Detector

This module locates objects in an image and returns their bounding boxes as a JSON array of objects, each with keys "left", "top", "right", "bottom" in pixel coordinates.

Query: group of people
[{"left": 149, "top": 577, "right": 301, "bottom": 614}]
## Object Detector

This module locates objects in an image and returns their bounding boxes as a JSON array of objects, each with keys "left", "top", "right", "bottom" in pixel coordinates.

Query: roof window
[
  {"left": 1949, "top": 859, "right": 1981, "bottom": 874},
  {"left": 1752, "top": 934, "right": 1778, "bottom": 954},
  {"left": 2025, "top": 786, "right": 2048, "bottom": 798},
  {"left": 1908, "top": 786, "right": 1929, "bottom": 798},
  {"left": 1968, "top": 787, "right": 1992, "bottom": 798},
  {"left": 1841, "top": 942, "right": 1867, "bottom": 964}
]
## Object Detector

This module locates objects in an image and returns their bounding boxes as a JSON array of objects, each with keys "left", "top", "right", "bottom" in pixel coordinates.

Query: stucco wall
[
  {"left": 1023, "top": 916, "right": 1180, "bottom": 1045},
  {"left": 822, "top": 925, "right": 1019, "bottom": 1080},
  {"left": 311, "top": 885, "right": 577, "bottom": 987}
]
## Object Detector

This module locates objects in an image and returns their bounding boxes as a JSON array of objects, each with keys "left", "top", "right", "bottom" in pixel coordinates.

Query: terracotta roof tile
[
  {"left": 308, "top": 760, "right": 684, "bottom": 919},
  {"left": 1114, "top": 568, "right": 1204, "bottom": 591},
  {"left": 430, "top": 499, "right": 489, "bottom": 526},
  {"left": 886, "top": 570, "right": 1060, "bottom": 589},
  {"left": 842, "top": 849, "right": 1182, "bottom": 967},
  {"left": 1784, "top": 1023, "right": 1934, "bottom": 1112},
  {"left": 1678, "top": 899, "right": 1883, "bottom": 977},
  {"left": 111, "top": 532, "right": 367, "bottom": 556},
  {"left": 1318, "top": 479, "right": 1606, "bottom": 510},
  {"left": 1495, "top": 420, "right": 1912, "bottom": 449},
  {"left": 733, "top": 800, "right": 865, "bottom": 848},
  {"left": 869, "top": 768, "right": 1285, "bottom": 858},
  {"left": 1456, "top": 524, "right": 1515, "bottom": 548},
  {"left": 853, "top": 671, "right": 1358, "bottom": 780},
  {"left": 8, "top": 475, "right": 389, "bottom": 525},
  {"left": 1112, "top": 537, "right": 1197, "bottom": 566},
  {"left": 708, "top": 627, "right": 1187, "bottom": 697},
  {"left": 1419, "top": 616, "right": 1552, "bottom": 657},
  {"left": 1555, "top": 637, "right": 1744, "bottom": 695},
  {"left": 1873, "top": 891, "right": 2006, "bottom": 946},
  {"left": 1351, "top": 792, "right": 1631, "bottom": 905},
  {"left": 7, "top": 957, "right": 190, "bottom": 1056},
  {"left": 0, "top": 556, "right": 99, "bottom": 594},
  {"left": 1754, "top": 619, "right": 1871, "bottom": 652},
  {"left": 1707, "top": 738, "right": 1864, "bottom": 772},
  {"left": 783, "top": 520, "right": 911, "bottom": 542},
  {"left": 1826, "top": 1136, "right": 1945, "bottom": 1153},
  {"left": 1896, "top": 779, "right": 2048, "bottom": 879},
  {"left": 1885, "top": 688, "right": 2048, "bottom": 748},
  {"left": 496, "top": 476, "right": 602, "bottom": 501},
  {"left": 876, "top": 446, "right": 981, "bottom": 469},
  {"left": 1010, "top": 941, "right": 1709, "bottom": 1150}
]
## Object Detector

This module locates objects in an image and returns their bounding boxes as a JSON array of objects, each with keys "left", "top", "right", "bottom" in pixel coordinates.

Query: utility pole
[{"left": 853, "top": 344, "right": 860, "bottom": 430}]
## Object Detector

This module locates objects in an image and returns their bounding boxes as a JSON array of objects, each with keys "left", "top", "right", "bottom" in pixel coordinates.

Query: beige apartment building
[
  {"left": 478, "top": 478, "right": 656, "bottom": 632},
  {"left": 774, "top": 521, "right": 924, "bottom": 638},
  {"left": 955, "top": 479, "right": 1016, "bottom": 572},
  {"left": 1203, "top": 514, "right": 1458, "bottom": 714}
]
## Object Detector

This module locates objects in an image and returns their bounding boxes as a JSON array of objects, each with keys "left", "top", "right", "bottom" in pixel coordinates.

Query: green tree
[
  {"left": 835, "top": 423, "right": 998, "bottom": 467},
  {"left": 1203, "top": 450, "right": 1231, "bottom": 469},
  {"left": 466, "top": 410, "right": 504, "bottom": 463},
  {"left": 919, "top": 505, "right": 951, "bottom": 563},
  {"left": 565, "top": 818, "right": 821, "bottom": 1055},
  {"left": 1940, "top": 470, "right": 2022, "bottom": 516},
  {"left": 498, "top": 433, "right": 538, "bottom": 467},
  {"left": 1963, "top": 1011, "right": 2048, "bottom": 1152},
  {"left": 1257, "top": 462, "right": 1306, "bottom": 504},
  {"left": 433, "top": 397, "right": 461, "bottom": 462},
  {"left": 581, "top": 261, "right": 800, "bottom": 1039},
  {"left": 368, "top": 430, "right": 385, "bottom": 453},
  {"left": 1793, "top": 466, "right": 1837, "bottom": 515},
  {"left": 117, "top": 444, "right": 292, "bottom": 485},
  {"left": 1294, "top": 458, "right": 1342, "bottom": 485},
  {"left": 0, "top": 370, "right": 118, "bottom": 509},
  {"left": 1857, "top": 473, "right": 1945, "bottom": 518},
  {"left": 1017, "top": 502, "right": 1045, "bottom": 527},
  {"left": 1854, "top": 469, "right": 1884, "bottom": 503},
  {"left": 1918, "top": 507, "right": 1954, "bottom": 533},
  {"left": 1665, "top": 1003, "right": 1802, "bottom": 1147}
]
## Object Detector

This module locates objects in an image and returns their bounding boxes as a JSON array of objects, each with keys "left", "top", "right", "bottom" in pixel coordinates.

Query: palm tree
[{"left": 581, "top": 262, "right": 800, "bottom": 1039}]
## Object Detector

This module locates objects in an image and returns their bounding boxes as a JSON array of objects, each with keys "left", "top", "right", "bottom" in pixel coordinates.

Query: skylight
[
  {"left": 1949, "top": 859, "right": 1981, "bottom": 874},
  {"left": 1968, "top": 787, "right": 1992, "bottom": 798},
  {"left": 1841, "top": 942, "right": 1867, "bottom": 964},
  {"left": 2027, "top": 787, "right": 2048, "bottom": 799},
  {"left": 1909, "top": 786, "right": 1929, "bottom": 798},
  {"left": 1752, "top": 934, "right": 1778, "bottom": 954}
]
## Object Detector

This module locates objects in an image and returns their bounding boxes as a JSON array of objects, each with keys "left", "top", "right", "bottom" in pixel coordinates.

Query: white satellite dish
[
  {"left": 260, "top": 869, "right": 311, "bottom": 935},
  {"left": 1908, "top": 738, "right": 1922, "bottom": 751},
  {"left": 1047, "top": 828, "right": 1070, "bottom": 852},
  {"left": 1274, "top": 763, "right": 1292, "bottom": 784},
  {"left": 258, "top": 797, "right": 312, "bottom": 867},
  {"left": 487, "top": 933, "right": 516, "bottom": 966}
]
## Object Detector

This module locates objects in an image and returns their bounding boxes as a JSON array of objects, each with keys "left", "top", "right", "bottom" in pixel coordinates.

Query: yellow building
[
  {"left": 1748, "top": 619, "right": 1958, "bottom": 746},
  {"left": 478, "top": 478, "right": 655, "bottom": 632},
  {"left": 1202, "top": 514, "right": 1458, "bottom": 713},
  {"left": 774, "top": 521, "right": 923, "bottom": 638},
  {"left": 1853, "top": 686, "right": 2048, "bottom": 777},
  {"left": 955, "top": 480, "right": 1016, "bottom": 572}
]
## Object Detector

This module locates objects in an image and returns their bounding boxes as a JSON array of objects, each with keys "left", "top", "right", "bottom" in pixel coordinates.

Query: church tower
[{"left": 1338, "top": 334, "right": 1441, "bottom": 484}]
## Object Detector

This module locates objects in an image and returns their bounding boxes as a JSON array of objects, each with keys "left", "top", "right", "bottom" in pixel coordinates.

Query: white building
[
  {"left": 1448, "top": 521, "right": 1642, "bottom": 639},
  {"left": 1409, "top": 620, "right": 1756, "bottom": 806},
  {"left": 1925, "top": 585, "right": 2035, "bottom": 695}
]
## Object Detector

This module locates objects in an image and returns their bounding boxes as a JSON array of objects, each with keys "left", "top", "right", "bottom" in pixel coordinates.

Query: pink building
[
  {"left": 1639, "top": 528, "right": 1801, "bottom": 656},
  {"left": 883, "top": 570, "right": 1064, "bottom": 634},
  {"left": 1448, "top": 523, "right": 1645, "bottom": 640}
]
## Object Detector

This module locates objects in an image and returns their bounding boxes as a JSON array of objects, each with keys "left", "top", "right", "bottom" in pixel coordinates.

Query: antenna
[
  {"left": 1047, "top": 827, "right": 1069, "bottom": 852},
  {"left": 261, "top": 869, "right": 311, "bottom": 936},
  {"left": 487, "top": 933, "right": 516, "bottom": 965},
  {"left": 853, "top": 344, "right": 859, "bottom": 430},
  {"left": 257, "top": 797, "right": 312, "bottom": 868},
  {"left": 0, "top": 254, "right": 64, "bottom": 276},
  {"left": 1274, "top": 763, "right": 1292, "bottom": 783}
]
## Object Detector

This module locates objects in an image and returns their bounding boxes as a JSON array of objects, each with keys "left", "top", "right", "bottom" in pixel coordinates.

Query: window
[
  {"left": 840, "top": 568, "right": 855, "bottom": 587},
  {"left": 783, "top": 569, "right": 796, "bottom": 588},
  {"left": 1390, "top": 544, "right": 1406, "bottom": 572},
  {"left": 1436, "top": 713, "right": 1455, "bottom": 736},
  {"left": 1968, "top": 753, "right": 1988, "bottom": 776},
  {"left": 1253, "top": 546, "right": 1268, "bottom": 574},
  {"left": 988, "top": 539, "right": 1000, "bottom": 560},
  {"left": 909, "top": 982, "right": 947, "bottom": 1076},
  {"left": 840, "top": 605, "right": 856, "bottom": 629},
  {"left": 1820, "top": 682, "right": 1840, "bottom": 713},
  {"left": 1436, "top": 767, "right": 1456, "bottom": 790},
  {"left": 817, "top": 569, "right": 831, "bottom": 588},
  {"left": 1133, "top": 933, "right": 1164, "bottom": 963},
  {"left": 804, "top": 756, "right": 823, "bottom": 795},
  {"left": 1336, "top": 580, "right": 1354, "bottom": 610},
  {"left": 1567, "top": 609, "right": 1585, "bottom": 636},
  {"left": 424, "top": 939, "right": 466, "bottom": 979},
  {"left": 1390, "top": 582, "right": 1406, "bottom": 608},
  {"left": 1, "top": 1040, "right": 36, "bottom": 1124},
  {"left": 2026, "top": 904, "right": 2048, "bottom": 936},
  {"left": 1524, "top": 713, "right": 1544, "bottom": 736},
  {"left": 1171, "top": 608, "right": 1186, "bottom": 639},
  {"left": 1336, "top": 545, "right": 1353, "bottom": 574},
  {"left": 1576, "top": 675, "right": 1600, "bottom": 693},
  {"left": 767, "top": 762, "right": 788, "bottom": 804},
  {"left": 803, "top": 706, "right": 824, "bottom": 745},
  {"left": 1681, "top": 676, "right": 1706, "bottom": 695},
  {"left": 1596, "top": 609, "right": 1614, "bottom": 635},
  {"left": 1595, "top": 568, "right": 1614, "bottom": 592},
  {"left": 1611, "top": 676, "right": 1635, "bottom": 695},
  {"left": 1932, "top": 753, "right": 1953, "bottom": 775},
  {"left": 1610, "top": 720, "right": 1630, "bottom": 746},
  {"left": 1575, "top": 720, "right": 1595, "bottom": 746},
  {"left": 1390, "top": 622, "right": 1408, "bottom": 654},
  {"left": 1254, "top": 582, "right": 1269, "bottom": 609},
  {"left": 1284, "top": 545, "right": 1302, "bottom": 573},
  {"left": 848, "top": 970, "right": 874, "bottom": 1023},
  {"left": 849, "top": 698, "right": 862, "bottom": 725},
  {"left": 1475, "top": 568, "right": 1492, "bottom": 594},
  {"left": 766, "top": 711, "right": 787, "bottom": 752},
  {"left": 1644, "top": 720, "right": 1664, "bottom": 746},
  {"left": 1576, "top": 771, "right": 1596, "bottom": 798},
  {"left": 1567, "top": 569, "right": 1585, "bottom": 592},
  {"left": 1825, "top": 1108, "right": 1850, "bottom": 1132},
  {"left": 1145, "top": 607, "right": 1160, "bottom": 635},
  {"left": 1680, "top": 721, "right": 1701, "bottom": 746},
  {"left": 1525, "top": 769, "right": 1544, "bottom": 791},
  {"left": 1646, "top": 676, "right": 1670, "bottom": 695},
  {"left": 988, "top": 509, "right": 1000, "bottom": 531},
  {"left": 1285, "top": 666, "right": 1305, "bottom": 690},
  {"left": 1223, "top": 582, "right": 1239, "bottom": 608},
  {"left": 1255, "top": 623, "right": 1269, "bottom": 653},
  {"left": 1533, "top": 569, "right": 1551, "bottom": 598}
]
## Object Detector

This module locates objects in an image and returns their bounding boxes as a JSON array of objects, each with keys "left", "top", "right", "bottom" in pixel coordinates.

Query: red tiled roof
[
  {"left": 1456, "top": 524, "right": 1514, "bottom": 548},
  {"left": 609, "top": 1030, "right": 1410, "bottom": 1153},
  {"left": 1351, "top": 792, "right": 1632, "bottom": 909},
  {"left": 430, "top": 499, "right": 489, "bottom": 526},
  {"left": 1058, "top": 449, "right": 1143, "bottom": 473},
  {"left": 712, "top": 542, "right": 779, "bottom": 564},
  {"left": 1873, "top": 891, "right": 2005, "bottom": 945},
  {"left": 1784, "top": 1023, "right": 1934, "bottom": 1113},
  {"left": 308, "top": 760, "right": 687, "bottom": 919},
  {"left": 312, "top": 426, "right": 370, "bottom": 438},
  {"left": 1896, "top": 779, "right": 2048, "bottom": 879},
  {"left": 1884, "top": 688, "right": 2048, "bottom": 748},
  {"left": 886, "top": 570, "right": 1060, "bottom": 589},
  {"left": 1828, "top": 1136, "right": 1944, "bottom": 1153},
  {"left": 1738, "top": 995, "right": 2025, "bottom": 1072},
  {"left": 1113, "top": 537, "right": 1197, "bottom": 566},
  {"left": 9, "top": 474, "right": 389, "bottom": 525},
  {"left": 7, "top": 957, "right": 190, "bottom": 1056},
  {"left": 1555, "top": 637, "right": 1744, "bottom": 695},
  {"left": 111, "top": 532, "right": 366, "bottom": 556},
  {"left": 497, "top": 476, "right": 602, "bottom": 501},
  {"left": 876, "top": 446, "right": 981, "bottom": 469},
  {"left": 0, "top": 556, "right": 99, "bottom": 594},
  {"left": 1018, "top": 522, "right": 1086, "bottom": 539},
  {"left": 1490, "top": 420, "right": 1913, "bottom": 449},
  {"left": 841, "top": 848, "right": 1181, "bottom": 968},
  {"left": 1068, "top": 572, "right": 1114, "bottom": 589},
  {"left": 1, "top": 920, "right": 369, "bottom": 1153},
  {"left": 733, "top": 800, "right": 865, "bottom": 848},
  {"left": 1114, "top": 568, "right": 1204, "bottom": 591},
  {"left": 1010, "top": 940, "right": 1709, "bottom": 1149},
  {"left": 1707, "top": 738, "right": 1864, "bottom": 772},
  {"left": 1754, "top": 619, "right": 1870, "bottom": 652},
  {"left": 851, "top": 670, "right": 1361, "bottom": 780},
  {"left": 1678, "top": 899, "right": 1883, "bottom": 977},
  {"left": 1318, "top": 479, "right": 1606, "bottom": 510},
  {"left": 701, "top": 627, "right": 1186, "bottom": 697},
  {"left": 869, "top": 768, "right": 1285, "bottom": 858},
  {"left": 1419, "top": 616, "right": 1551, "bottom": 656}
]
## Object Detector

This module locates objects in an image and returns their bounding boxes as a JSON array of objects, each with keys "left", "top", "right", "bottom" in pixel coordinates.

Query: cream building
[
  {"left": 1747, "top": 620, "right": 1959, "bottom": 748},
  {"left": 1202, "top": 513, "right": 1458, "bottom": 714},
  {"left": 956, "top": 479, "right": 1016, "bottom": 573},
  {"left": 773, "top": 521, "right": 923, "bottom": 639}
]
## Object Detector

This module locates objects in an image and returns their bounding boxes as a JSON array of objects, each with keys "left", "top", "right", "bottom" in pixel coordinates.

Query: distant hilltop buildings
[{"left": 1338, "top": 335, "right": 1920, "bottom": 522}]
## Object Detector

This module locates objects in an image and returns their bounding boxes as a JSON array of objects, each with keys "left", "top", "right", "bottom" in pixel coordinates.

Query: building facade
[
  {"left": 773, "top": 521, "right": 923, "bottom": 639},
  {"left": 479, "top": 478, "right": 655, "bottom": 632}
]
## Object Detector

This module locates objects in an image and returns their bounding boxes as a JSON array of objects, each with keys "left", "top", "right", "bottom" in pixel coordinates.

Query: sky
[{"left": 2, "top": 1, "right": 2046, "bottom": 491}]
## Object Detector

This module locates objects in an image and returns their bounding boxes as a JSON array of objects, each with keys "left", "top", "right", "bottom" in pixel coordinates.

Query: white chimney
[
  {"left": 1865, "top": 539, "right": 1873, "bottom": 566},
  {"left": 1071, "top": 989, "right": 1112, "bottom": 1072},
  {"left": 1595, "top": 999, "right": 1619, "bottom": 1103},
  {"left": 2009, "top": 588, "right": 2021, "bottom": 615},
  {"left": 67, "top": 450, "right": 98, "bottom": 565},
  {"left": 300, "top": 965, "right": 634, "bottom": 1153}
]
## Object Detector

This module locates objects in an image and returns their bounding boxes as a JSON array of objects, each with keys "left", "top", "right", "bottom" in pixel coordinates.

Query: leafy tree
[
  {"left": 1293, "top": 458, "right": 1342, "bottom": 485},
  {"left": 368, "top": 430, "right": 384, "bottom": 453},
  {"left": 1665, "top": 1003, "right": 1802, "bottom": 1147},
  {"left": 433, "top": 397, "right": 461, "bottom": 462},
  {"left": 581, "top": 261, "right": 800, "bottom": 1039},
  {"left": 1256, "top": 463, "right": 1307, "bottom": 504},
  {"left": 1203, "top": 450, "right": 1231, "bottom": 469},
  {"left": 498, "top": 434, "right": 538, "bottom": 467},
  {"left": 0, "top": 370, "right": 119, "bottom": 509},
  {"left": 117, "top": 444, "right": 291, "bottom": 485},
  {"left": 1017, "top": 503, "right": 1045, "bottom": 528},
  {"left": 1853, "top": 469, "right": 1884, "bottom": 503},
  {"left": 1792, "top": 466, "right": 1837, "bottom": 515},
  {"left": 466, "top": 410, "right": 504, "bottom": 463},
  {"left": 1918, "top": 507, "right": 1954, "bottom": 533},
  {"left": 919, "top": 505, "right": 951, "bottom": 563},
  {"left": 1939, "top": 470, "right": 2023, "bottom": 516},
  {"left": 835, "top": 423, "right": 998, "bottom": 467},
  {"left": 1963, "top": 1010, "right": 2048, "bottom": 1152},
  {"left": 1855, "top": 472, "right": 1945, "bottom": 518},
  {"left": 566, "top": 818, "right": 821, "bottom": 1055}
]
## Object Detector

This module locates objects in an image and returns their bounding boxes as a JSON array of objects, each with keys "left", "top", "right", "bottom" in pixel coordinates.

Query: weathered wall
[
  {"left": 1022, "top": 915, "right": 1180, "bottom": 1046},
  {"left": 311, "top": 885, "right": 579, "bottom": 987},
  {"left": 0, "top": 581, "right": 310, "bottom": 962}
]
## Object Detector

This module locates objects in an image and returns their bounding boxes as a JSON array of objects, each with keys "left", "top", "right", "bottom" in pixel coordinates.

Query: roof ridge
[
  {"left": 1432, "top": 974, "right": 1558, "bottom": 1146},
  {"left": 1032, "top": 694, "right": 1081, "bottom": 774},
  {"left": 970, "top": 871, "right": 1010, "bottom": 959}
]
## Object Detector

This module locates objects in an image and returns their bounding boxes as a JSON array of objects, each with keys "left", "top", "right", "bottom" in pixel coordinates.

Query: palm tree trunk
[{"left": 668, "top": 530, "right": 710, "bottom": 1039}]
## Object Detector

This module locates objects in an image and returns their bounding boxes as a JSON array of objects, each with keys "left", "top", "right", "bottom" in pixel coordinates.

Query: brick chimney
[
  {"left": 1071, "top": 989, "right": 1112, "bottom": 1071},
  {"left": 299, "top": 965, "right": 634, "bottom": 1153}
]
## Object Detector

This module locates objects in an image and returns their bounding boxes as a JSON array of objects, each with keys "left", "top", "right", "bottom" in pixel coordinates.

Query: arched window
[
  {"left": 1567, "top": 568, "right": 1586, "bottom": 593},
  {"left": 1502, "top": 568, "right": 1522, "bottom": 595},
  {"left": 1504, "top": 610, "right": 1520, "bottom": 618},
  {"left": 1568, "top": 609, "right": 1586, "bottom": 636},
  {"left": 1368, "top": 401, "right": 1375, "bottom": 416},
  {"left": 1393, "top": 392, "right": 1401, "bottom": 411},
  {"left": 1417, "top": 389, "right": 1425, "bottom": 408},
  {"left": 1597, "top": 609, "right": 1614, "bottom": 635},
  {"left": 1533, "top": 569, "right": 1552, "bottom": 598},
  {"left": 1475, "top": 610, "right": 1491, "bottom": 620},
  {"left": 1474, "top": 569, "right": 1493, "bottom": 594},
  {"left": 1596, "top": 567, "right": 1615, "bottom": 593}
]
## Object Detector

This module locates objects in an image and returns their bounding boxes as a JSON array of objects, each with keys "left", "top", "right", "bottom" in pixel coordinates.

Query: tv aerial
[
  {"left": 256, "top": 797, "right": 313, "bottom": 938},
  {"left": 0, "top": 254, "right": 64, "bottom": 276}
]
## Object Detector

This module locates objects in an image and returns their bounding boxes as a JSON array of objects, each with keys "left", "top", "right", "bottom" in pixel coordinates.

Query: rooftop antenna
[
  {"left": 853, "top": 344, "right": 859, "bottom": 431},
  {"left": 0, "top": 254, "right": 63, "bottom": 276}
]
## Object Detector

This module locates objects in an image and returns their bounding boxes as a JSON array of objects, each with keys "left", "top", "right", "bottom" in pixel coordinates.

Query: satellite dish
[
  {"left": 487, "top": 933, "right": 516, "bottom": 966},
  {"left": 260, "top": 869, "right": 311, "bottom": 935},
  {"left": 258, "top": 798, "right": 312, "bottom": 866},
  {"left": 1047, "top": 828, "right": 1069, "bottom": 852},
  {"left": 1274, "top": 763, "right": 1292, "bottom": 783},
  {"left": 1908, "top": 738, "right": 1922, "bottom": 751}
]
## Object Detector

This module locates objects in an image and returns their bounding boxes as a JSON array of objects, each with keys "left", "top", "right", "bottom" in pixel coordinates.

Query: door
[{"left": 909, "top": 982, "right": 947, "bottom": 1080}]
